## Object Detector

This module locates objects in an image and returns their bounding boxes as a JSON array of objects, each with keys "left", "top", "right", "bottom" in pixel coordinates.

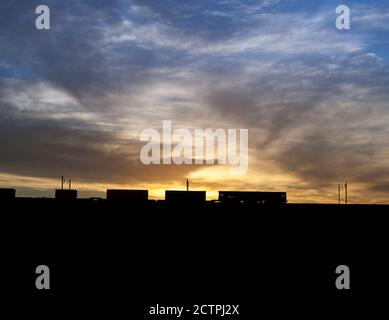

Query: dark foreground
[{"left": 1, "top": 199, "right": 388, "bottom": 306}]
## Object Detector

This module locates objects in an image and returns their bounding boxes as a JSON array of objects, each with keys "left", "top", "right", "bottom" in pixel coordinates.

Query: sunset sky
[{"left": 1, "top": 0, "right": 389, "bottom": 203}]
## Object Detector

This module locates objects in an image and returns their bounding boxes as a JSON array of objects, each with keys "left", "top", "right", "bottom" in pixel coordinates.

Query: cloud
[
  {"left": 0, "top": 104, "right": 201, "bottom": 185},
  {"left": 107, "top": 9, "right": 362, "bottom": 57}
]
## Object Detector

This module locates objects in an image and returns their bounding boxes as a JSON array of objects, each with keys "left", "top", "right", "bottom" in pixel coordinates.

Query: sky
[{"left": 0, "top": 0, "right": 389, "bottom": 203}]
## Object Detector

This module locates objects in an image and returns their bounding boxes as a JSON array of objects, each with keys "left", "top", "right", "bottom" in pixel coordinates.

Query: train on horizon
[{"left": 0, "top": 188, "right": 287, "bottom": 205}]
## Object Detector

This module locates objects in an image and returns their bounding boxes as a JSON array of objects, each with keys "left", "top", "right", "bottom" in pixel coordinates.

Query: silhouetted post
[
  {"left": 345, "top": 181, "right": 348, "bottom": 205},
  {"left": 69, "top": 179, "right": 72, "bottom": 190},
  {"left": 186, "top": 179, "right": 189, "bottom": 191},
  {"left": 338, "top": 184, "right": 341, "bottom": 204},
  {"left": 61, "top": 176, "right": 64, "bottom": 190}
]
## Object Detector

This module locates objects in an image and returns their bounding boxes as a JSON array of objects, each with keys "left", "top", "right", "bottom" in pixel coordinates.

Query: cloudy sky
[{"left": 0, "top": 0, "right": 389, "bottom": 203}]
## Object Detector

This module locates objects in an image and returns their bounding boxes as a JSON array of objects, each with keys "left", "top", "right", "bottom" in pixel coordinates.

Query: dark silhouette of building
[
  {"left": 106, "top": 189, "right": 148, "bottom": 201},
  {"left": 218, "top": 191, "right": 287, "bottom": 205}
]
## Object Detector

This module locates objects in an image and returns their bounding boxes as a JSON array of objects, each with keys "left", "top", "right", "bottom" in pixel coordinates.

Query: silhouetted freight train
[{"left": 0, "top": 188, "right": 288, "bottom": 206}]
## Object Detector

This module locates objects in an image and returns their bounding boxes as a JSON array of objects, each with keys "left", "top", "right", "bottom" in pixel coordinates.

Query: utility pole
[
  {"left": 338, "top": 184, "right": 341, "bottom": 205},
  {"left": 345, "top": 180, "right": 348, "bottom": 205},
  {"left": 186, "top": 179, "right": 189, "bottom": 191}
]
